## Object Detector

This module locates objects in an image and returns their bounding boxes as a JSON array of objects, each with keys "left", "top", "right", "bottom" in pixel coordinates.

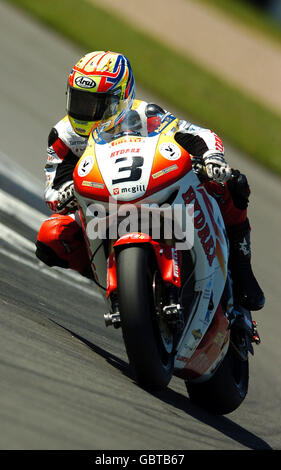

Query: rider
[{"left": 35, "top": 50, "right": 265, "bottom": 312}]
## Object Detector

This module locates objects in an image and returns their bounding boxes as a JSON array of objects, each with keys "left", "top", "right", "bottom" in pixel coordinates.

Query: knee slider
[{"left": 35, "top": 240, "right": 69, "bottom": 268}]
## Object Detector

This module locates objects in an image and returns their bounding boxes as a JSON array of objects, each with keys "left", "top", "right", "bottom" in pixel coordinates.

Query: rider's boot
[{"left": 226, "top": 218, "right": 265, "bottom": 311}]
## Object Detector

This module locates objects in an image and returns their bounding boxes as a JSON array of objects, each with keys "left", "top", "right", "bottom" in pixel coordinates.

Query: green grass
[
  {"left": 195, "top": 0, "right": 281, "bottom": 45},
  {"left": 6, "top": 0, "right": 281, "bottom": 175}
]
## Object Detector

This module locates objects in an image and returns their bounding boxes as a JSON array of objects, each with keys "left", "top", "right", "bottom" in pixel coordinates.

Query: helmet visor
[{"left": 67, "top": 86, "right": 121, "bottom": 122}]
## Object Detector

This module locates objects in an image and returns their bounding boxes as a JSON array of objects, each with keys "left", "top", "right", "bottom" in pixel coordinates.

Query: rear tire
[
  {"left": 185, "top": 345, "right": 249, "bottom": 415},
  {"left": 117, "top": 245, "right": 174, "bottom": 390}
]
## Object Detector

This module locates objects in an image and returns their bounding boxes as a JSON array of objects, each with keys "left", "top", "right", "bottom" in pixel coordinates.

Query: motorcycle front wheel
[{"left": 117, "top": 245, "right": 175, "bottom": 390}]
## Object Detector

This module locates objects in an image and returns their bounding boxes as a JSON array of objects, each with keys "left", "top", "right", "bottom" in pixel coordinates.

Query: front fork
[{"left": 104, "top": 235, "right": 184, "bottom": 331}]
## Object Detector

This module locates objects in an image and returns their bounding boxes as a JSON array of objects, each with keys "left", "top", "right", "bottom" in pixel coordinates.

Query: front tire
[{"left": 117, "top": 245, "right": 174, "bottom": 390}]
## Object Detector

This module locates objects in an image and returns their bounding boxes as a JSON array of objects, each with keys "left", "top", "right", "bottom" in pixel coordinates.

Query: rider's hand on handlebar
[
  {"left": 56, "top": 181, "right": 78, "bottom": 212},
  {"left": 203, "top": 153, "right": 232, "bottom": 183}
]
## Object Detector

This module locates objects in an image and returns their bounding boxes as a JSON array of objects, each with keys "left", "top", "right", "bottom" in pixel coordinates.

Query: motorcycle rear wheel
[
  {"left": 117, "top": 245, "right": 174, "bottom": 390},
  {"left": 185, "top": 345, "right": 249, "bottom": 415}
]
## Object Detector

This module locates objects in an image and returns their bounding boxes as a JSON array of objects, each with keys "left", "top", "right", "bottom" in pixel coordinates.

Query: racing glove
[
  {"left": 203, "top": 152, "right": 232, "bottom": 183},
  {"left": 56, "top": 181, "right": 78, "bottom": 212}
]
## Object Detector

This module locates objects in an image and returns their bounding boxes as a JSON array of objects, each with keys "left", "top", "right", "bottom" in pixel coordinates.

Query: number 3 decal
[{"left": 112, "top": 156, "right": 144, "bottom": 184}]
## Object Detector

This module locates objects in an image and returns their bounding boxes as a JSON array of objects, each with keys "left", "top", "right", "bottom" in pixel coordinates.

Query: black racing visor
[{"left": 66, "top": 86, "right": 121, "bottom": 122}]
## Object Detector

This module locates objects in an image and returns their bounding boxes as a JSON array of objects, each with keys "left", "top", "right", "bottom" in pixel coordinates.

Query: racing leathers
[{"left": 36, "top": 100, "right": 265, "bottom": 311}]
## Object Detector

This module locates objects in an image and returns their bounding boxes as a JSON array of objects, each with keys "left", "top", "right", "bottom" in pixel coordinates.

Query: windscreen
[{"left": 93, "top": 109, "right": 177, "bottom": 144}]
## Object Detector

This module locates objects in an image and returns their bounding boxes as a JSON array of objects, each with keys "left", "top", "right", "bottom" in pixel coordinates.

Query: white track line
[
  {"left": 0, "top": 248, "right": 102, "bottom": 299},
  {"left": 0, "top": 221, "right": 103, "bottom": 299},
  {"left": 0, "top": 149, "right": 43, "bottom": 197},
  {"left": 0, "top": 188, "right": 45, "bottom": 231}
]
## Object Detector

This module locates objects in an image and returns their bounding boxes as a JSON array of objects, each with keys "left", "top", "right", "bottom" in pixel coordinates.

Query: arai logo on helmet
[{"left": 75, "top": 76, "right": 96, "bottom": 89}]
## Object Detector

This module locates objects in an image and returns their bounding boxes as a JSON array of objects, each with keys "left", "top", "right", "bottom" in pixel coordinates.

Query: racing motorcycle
[{"left": 73, "top": 111, "right": 260, "bottom": 415}]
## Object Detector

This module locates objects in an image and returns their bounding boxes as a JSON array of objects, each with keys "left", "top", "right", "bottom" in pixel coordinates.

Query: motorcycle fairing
[
  {"left": 172, "top": 173, "right": 229, "bottom": 379},
  {"left": 74, "top": 119, "right": 231, "bottom": 383},
  {"left": 73, "top": 118, "right": 192, "bottom": 205},
  {"left": 174, "top": 302, "right": 230, "bottom": 382}
]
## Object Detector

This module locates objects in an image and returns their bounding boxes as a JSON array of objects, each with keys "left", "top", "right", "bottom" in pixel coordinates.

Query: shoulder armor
[
  {"left": 48, "top": 127, "right": 59, "bottom": 147},
  {"left": 145, "top": 103, "right": 165, "bottom": 117},
  {"left": 52, "top": 116, "right": 88, "bottom": 157}
]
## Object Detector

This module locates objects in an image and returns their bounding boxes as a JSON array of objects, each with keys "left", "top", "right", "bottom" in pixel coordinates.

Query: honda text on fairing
[{"left": 71, "top": 112, "right": 260, "bottom": 415}]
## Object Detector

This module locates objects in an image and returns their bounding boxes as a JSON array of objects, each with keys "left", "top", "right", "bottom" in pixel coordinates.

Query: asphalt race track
[{"left": 0, "top": 1, "right": 280, "bottom": 450}]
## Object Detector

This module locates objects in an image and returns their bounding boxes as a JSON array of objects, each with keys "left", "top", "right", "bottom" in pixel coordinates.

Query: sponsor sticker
[
  {"left": 120, "top": 184, "right": 146, "bottom": 195},
  {"left": 75, "top": 76, "right": 96, "bottom": 89},
  {"left": 78, "top": 156, "right": 94, "bottom": 177},
  {"left": 192, "top": 329, "right": 202, "bottom": 340},
  {"left": 82, "top": 181, "right": 104, "bottom": 189},
  {"left": 177, "top": 355, "right": 188, "bottom": 363},
  {"left": 172, "top": 248, "right": 180, "bottom": 278},
  {"left": 159, "top": 142, "right": 181, "bottom": 161},
  {"left": 182, "top": 186, "right": 216, "bottom": 267},
  {"left": 214, "top": 331, "right": 226, "bottom": 348},
  {"left": 188, "top": 352, "right": 210, "bottom": 372},
  {"left": 152, "top": 164, "right": 178, "bottom": 179},
  {"left": 110, "top": 137, "right": 143, "bottom": 146},
  {"left": 110, "top": 148, "right": 141, "bottom": 158}
]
